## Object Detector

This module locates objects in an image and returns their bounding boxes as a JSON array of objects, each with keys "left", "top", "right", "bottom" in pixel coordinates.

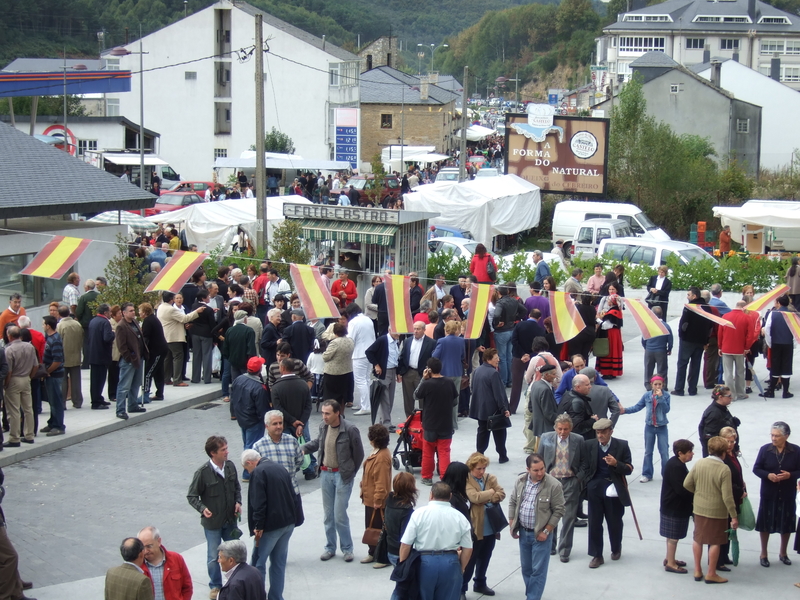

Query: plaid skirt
[{"left": 660, "top": 513, "right": 690, "bottom": 540}]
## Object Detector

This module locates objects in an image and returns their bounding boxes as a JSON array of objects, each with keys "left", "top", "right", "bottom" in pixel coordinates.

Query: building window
[
  {"left": 686, "top": 38, "right": 705, "bottom": 49},
  {"left": 617, "top": 62, "right": 631, "bottom": 75},
  {"left": 329, "top": 65, "right": 340, "bottom": 87},
  {"left": 784, "top": 67, "right": 800, "bottom": 82},
  {"left": 611, "top": 36, "right": 617, "bottom": 48},
  {"left": 106, "top": 98, "right": 120, "bottom": 116},
  {"left": 761, "top": 40, "right": 785, "bottom": 54},
  {"left": 787, "top": 41, "right": 800, "bottom": 55},
  {"left": 214, "top": 148, "right": 227, "bottom": 159},
  {"left": 77, "top": 139, "right": 98, "bottom": 155},
  {"left": 618, "top": 36, "right": 666, "bottom": 53},
  {"left": 185, "top": 71, "right": 197, "bottom": 80},
  {"left": 381, "top": 114, "right": 393, "bottom": 129},
  {"left": 759, "top": 16, "right": 791, "bottom": 24},
  {"left": 721, "top": 39, "right": 739, "bottom": 50},
  {"left": 670, "top": 83, "right": 683, "bottom": 93},
  {"left": 737, "top": 119, "right": 749, "bottom": 133},
  {"left": 104, "top": 58, "right": 120, "bottom": 71}
]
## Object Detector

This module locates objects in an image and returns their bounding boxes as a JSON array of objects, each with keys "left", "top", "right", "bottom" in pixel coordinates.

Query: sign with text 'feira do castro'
[{"left": 505, "top": 105, "right": 609, "bottom": 197}]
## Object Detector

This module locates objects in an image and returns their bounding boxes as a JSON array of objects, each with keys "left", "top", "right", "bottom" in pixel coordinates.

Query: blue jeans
[
  {"left": 44, "top": 376, "right": 65, "bottom": 431},
  {"left": 519, "top": 529, "right": 552, "bottom": 600},
  {"left": 319, "top": 469, "right": 354, "bottom": 554},
  {"left": 116, "top": 360, "right": 143, "bottom": 414},
  {"left": 419, "top": 553, "right": 462, "bottom": 600},
  {"left": 204, "top": 522, "right": 236, "bottom": 590},
  {"left": 241, "top": 423, "right": 265, "bottom": 480},
  {"left": 642, "top": 423, "right": 669, "bottom": 479},
  {"left": 493, "top": 330, "right": 513, "bottom": 385},
  {"left": 251, "top": 524, "right": 294, "bottom": 600},
  {"left": 221, "top": 356, "right": 231, "bottom": 397}
]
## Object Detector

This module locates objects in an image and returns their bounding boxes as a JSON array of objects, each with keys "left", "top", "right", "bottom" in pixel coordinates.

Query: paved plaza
[{"left": 4, "top": 290, "right": 800, "bottom": 599}]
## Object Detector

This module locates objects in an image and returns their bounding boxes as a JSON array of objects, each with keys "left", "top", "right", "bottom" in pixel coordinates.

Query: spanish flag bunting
[
  {"left": 622, "top": 298, "right": 669, "bottom": 339},
  {"left": 290, "top": 264, "right": 339, "bottom": 320},
  {"left": 548, "top": 291, "right": 586, "bottom": 344},
  {"left": 144, "top": 250, "right": 208, "bottom": 293},
  {"left": 20, "top": 236, "right": 92, "bottom": 279},
  {"left": 744, "top": 284, "right": 789, "bottom": 312},
  {"left": 780, "top": 311, "right": 800, "bottom": 345},
  {"left": 464, "top": 283, "right": 492, "bottom": 339},
  {"left": 385, "top": 274, "right": 414, "bottom": 334},
  {"left": 683, "top": 303, "right": 736, "bottom": 328}
]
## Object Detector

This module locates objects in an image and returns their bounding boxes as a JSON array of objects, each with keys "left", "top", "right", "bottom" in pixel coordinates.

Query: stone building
[{"left": 358, "top": 36, "right": 397, "bottom": 73}]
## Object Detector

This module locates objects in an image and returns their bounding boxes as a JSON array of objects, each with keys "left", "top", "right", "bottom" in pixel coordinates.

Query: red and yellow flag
[
  {"left": 290, "top": 264, "right": 339, "bottom": 320},
  {"left": 385, "top": 274, "right": 413, "bottom": 334},
  {"left": 144, "top": 250, "right": 208, "bottom": 293},
  {"left": 548, "top": 291, "right": 586, "bottom": 344},
  {"left": 745, "top": 284, "right": 789, "bottom": 312},
  {"left": 780, "top": 311, "right": 800, "bottom": 345},
  {"left": 464, "top": 283, "right": 492, "bottom": 339},
  {"left": 623, "top": 298, "right": 670, "bottom": 339},
  {"left": 20, "top": 236, "right": 92, "bottom": 279},
  {"left": 683, "top": 303, "right": 736, "bottom": 328}
]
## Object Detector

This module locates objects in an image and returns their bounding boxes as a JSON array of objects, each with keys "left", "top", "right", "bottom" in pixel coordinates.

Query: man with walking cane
[{"left": 584, "top": 419, "right": 634, "bottom": 569}]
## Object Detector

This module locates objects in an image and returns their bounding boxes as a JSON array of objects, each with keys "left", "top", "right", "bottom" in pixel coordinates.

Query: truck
[{"left": 84, "top": 151, "right": 181, "bottom": 189}]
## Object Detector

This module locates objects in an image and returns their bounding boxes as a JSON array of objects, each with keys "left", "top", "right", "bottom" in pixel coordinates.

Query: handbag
[
  {"left": 362, "top": 509, "right": 383, "bottom": 546},
  {"left": 487, "top": 412, "right": 511, "bottom": 431},
  {"left": 298, "top": 435, "right": 312, "bottom": 471},
  {"left": 592, "top": 337, "right": 610, "bottom": 358},
  {"left": 486, "top": 258, "right": 497, "bottom": 282},
  {"left": 374, "top": 527, "right": 390, "bottom": 565},
  {"left": 737, "top": 496, "right": 756, "bottom": 531},
  {"left": 485, "top": 502, "right": 508, "bottom": 533}
]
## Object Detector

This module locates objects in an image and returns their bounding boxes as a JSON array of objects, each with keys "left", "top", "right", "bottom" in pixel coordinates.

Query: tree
[
  {"left": 94, "top": 235, "right": 158, "bottom": 310},
  {"left": 264, "top": 127, "right": 295, "bottom": 154},
  {"left": 270, "top": 219, "right": 311, "bottom": 282},
  {"left": 0, "top": 95, "right": 86, "bottom": 117},
  {"left": 365, "top": 153, "right": 386, "bottom": 207}
]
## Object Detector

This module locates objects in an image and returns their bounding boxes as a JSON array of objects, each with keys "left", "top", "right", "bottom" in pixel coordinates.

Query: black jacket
[
  {"left": 371, "top": 283, "right": 388, "bottom": 320},
  {"left": 397, "top": 335, "right": 436, "bottom": 377},
  {"left": 231, "top": 373, "right": 271, "bottom": 429},
  {"left": 222, "top": 323, "right": 256, "bottom": 370},
  {"left": 416, "top": 377, "right": 458, "bottom": 440},
  {"left": 660, "top": 455, "right": 693, "bottom": 518},
  {"left": 679, "top": 297, "right": 713, "bottom": 345},
  {"left": 281, "top": 321, "right": 315, "bottom": 363},
  {"left": 218, "top": 562, "right": 266, "bottom": 600},
  {"left": 365, "top": 335, "right": 401, "bottom": 380},
  {"left": 187, "top": 460, "right": 242, "bottom": 531},
  {"left": 141, "top": 314, "right": 168, "bottom": 357},
  {"left": 384, "top": 493, "right": 414, "bottom": 556},
  {"left": 492, "top": 295, "right": 518, "bottom": 332},
  {"left": 188, "top": 301, "right": 216, "bottom": 338},
  {"left": 563, "top": 390, "right": 595, "bottom": 439},
  {"left": 585, "top": 436, "right": 633, "bottom": 506},
  {"left": 511, "top": 319, "right": 545, "bottom": 359},
  {"left": 698, "top": 400, "right": 739, "bottom": 456},
  {"left": 260, "top": 323, "right": 281, "bottom": 366},
  {"left": 271, "top": 374, "right": 312, "bottom": 427},
  {"left": 247, "top": 459, "right": 296, "bottom": 535},
  {"left": 409, "top": 286, "right": 422, "bottom": 315},
  {"left": 86, "top": 314, "right": 115, "bottom": 366}
]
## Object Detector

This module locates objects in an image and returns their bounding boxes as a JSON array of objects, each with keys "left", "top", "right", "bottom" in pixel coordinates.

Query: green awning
[{"left": 298, "top": 218, "right": 398, "bottom": 245}]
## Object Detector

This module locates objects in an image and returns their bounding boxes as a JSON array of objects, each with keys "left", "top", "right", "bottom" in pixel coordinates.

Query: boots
[
  {"left": 783, "top": 378, "right": 793, "bottom": 399},
  {"left": 760, "top": 377, "right": 778, "bottom": 398}
]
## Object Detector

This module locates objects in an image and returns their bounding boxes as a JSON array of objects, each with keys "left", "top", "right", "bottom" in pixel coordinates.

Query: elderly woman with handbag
[
  {"left": 359, "top": 424, "right": 392, "bottom": 564},
  {"left": 464, "top": 452, "right": 506, "bottom": 597}
]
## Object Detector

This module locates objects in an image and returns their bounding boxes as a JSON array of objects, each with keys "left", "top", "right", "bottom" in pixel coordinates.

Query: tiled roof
[
  {"left": 360, "top": 66, "right": 459, "bottom": 105},
  {"left": 0, "top": 122, "right": 155, "bottom": 218},
  {"left": 630, "top": 51, "right": 680, "bottom": 67}
]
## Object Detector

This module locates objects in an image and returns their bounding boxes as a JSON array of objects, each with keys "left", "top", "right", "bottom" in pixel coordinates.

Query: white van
[
  {"left": 552, "top": 201, "right": 669, "bottom": 250},
  {"left": 598, "top": 237, "right": 717, "bottom": 268},
  {"left": 572, "top": 219, "right": 634, "bottom": 257}
]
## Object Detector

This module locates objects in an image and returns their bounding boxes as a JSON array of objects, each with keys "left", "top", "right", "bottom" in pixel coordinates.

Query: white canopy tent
[
  {"left": 713, "top": 200, "right": 800, "bottom": 253},
  {"left": 380, "top": 146, "right": 440, "bottom": 173},
  {"left": 403, "top": 174, "right": 541, "bottom": 245},
  {"left": 146, "top": 196, "right": 312, "bottom": 252},
  {"left": 454, "top": 124, "right": 496, "bottom": 142}
]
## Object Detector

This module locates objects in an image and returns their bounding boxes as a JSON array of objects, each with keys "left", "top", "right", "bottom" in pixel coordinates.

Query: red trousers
[{"left": 422, "top": 437, "right": 452, "bottom": 480}]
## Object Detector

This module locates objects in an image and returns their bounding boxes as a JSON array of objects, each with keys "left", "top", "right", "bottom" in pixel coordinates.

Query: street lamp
[
  {"left": 111, "top": 28, "right": 149, "bottom": 191},
  {"left": 416, "top": 43, "right": 449, "bottom": 74},
  {"left": 61, "top": 54, "right": 87, "bottom": 155}
]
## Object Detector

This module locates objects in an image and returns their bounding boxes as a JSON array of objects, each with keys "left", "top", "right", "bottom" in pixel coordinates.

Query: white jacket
[{"left": 157, "top": 302, "right": 201, "bottom": 344}]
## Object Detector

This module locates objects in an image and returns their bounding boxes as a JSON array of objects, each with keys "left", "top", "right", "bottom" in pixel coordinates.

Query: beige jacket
[
  {"left": 466, "top": 473, "right": 506, "bottom": 540},
  {"left": 157, "top": 302, "right": 200, "bottom": 344},
  {"left": 110, "top": 318, "right": 121, "bottom": 362},
  {"left": 56, "top": 316, "right": 84, "bottom": 368},
  {"left": 323, "top": 336, "right": 354, "bottom": 375}
]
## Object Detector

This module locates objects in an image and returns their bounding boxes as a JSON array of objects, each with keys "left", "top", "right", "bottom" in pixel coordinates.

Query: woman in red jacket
[{"left": 469, "top": 244, "right": 497, "bottom": 284}]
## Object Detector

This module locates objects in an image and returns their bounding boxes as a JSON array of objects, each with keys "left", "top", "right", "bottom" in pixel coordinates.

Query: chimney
[
  {"left": 710, "top": 60, "right": 721, "bottom": 87},
  {"left": 732, "top": 51, "right": 739, "bottom": 62},
  {"left": 420, "top": 78, "right": 429, "bottom": 100},
  {"left": 771, "top": 54, "right": 781, "bottom": 81},
  {"left": 748, "top": 0, "right": 756, "bottom": 22},
  {"left": 702, "top": 49, "right": 711, "bottom": 63},
  {"left": 322, "top": 34, "right": 326, "bottom": 51}
]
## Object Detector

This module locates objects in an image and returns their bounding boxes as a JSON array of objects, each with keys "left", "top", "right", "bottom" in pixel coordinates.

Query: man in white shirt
[
  {"left": 432, "top": 274, "right": 447, "bottom": 301},
  {"left": 400, "top": 483, "right": 473, "bottom": 600},
  {"left": 346, "top": 304, "right": 376, "bottom": 415}
]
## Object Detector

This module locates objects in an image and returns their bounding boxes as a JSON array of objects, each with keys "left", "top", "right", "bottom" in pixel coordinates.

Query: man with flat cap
[
  {"left": 528, "top": 363, "right": 560, "bottom": 453},
  {"left": 584, "top": 418, "right": 633, "bottom": 569}
]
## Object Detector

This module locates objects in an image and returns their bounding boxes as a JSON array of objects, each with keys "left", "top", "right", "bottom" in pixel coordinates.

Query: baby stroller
[{"left": 392, "top": 410, "right": 424, "bottom": 472}]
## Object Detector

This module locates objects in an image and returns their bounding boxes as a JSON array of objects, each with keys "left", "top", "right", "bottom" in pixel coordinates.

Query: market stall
[{"left": 714, "top": 200, "right": 800, "bottom": 254}]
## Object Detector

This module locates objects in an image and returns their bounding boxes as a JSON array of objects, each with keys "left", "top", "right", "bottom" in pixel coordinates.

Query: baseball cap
[{"left": 247, "top": 356, "right": 266, "bottom": 373}]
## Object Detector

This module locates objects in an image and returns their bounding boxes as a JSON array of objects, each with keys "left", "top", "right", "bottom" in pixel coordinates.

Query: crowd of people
[{"left": 4, "top": 243, "right": 800, "bottom": 600}]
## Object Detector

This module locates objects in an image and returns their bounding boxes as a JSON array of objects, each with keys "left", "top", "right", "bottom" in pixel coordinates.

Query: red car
[
  {"left": 167, "top": 181, "right": 216, "bottom": 196},
  {"left": 145, "top": 191, "right": 205, "bottom": 216}
]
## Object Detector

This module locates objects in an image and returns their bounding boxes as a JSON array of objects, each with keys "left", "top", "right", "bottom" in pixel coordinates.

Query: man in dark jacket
[
  {"left": 241, "top": 450, "right": 297, "bottom": 592},
  {"left": 231, "top": 357, "right": 270, "bottom": 473},
  {"left": 370, "top": 281, "right": 389, "bottom": 336},
  {"left": 141, "top": 305, "right": 168, "bottom": 402},
  {"left": 217, "top": 540, "right": 265, "bottom": 600},
  {"left": 414, "top": 357, "right": 459, "bottom": 485},
  {"left": 561, "top": 373, "right": 597, "bottom": 440},
  {"left": 397, "top": 321, "right": 436, "bottom": 417},
  {"left": 672, "top": 287, "right": 714, "bottom": 396},
  {"left": 224, "top": 312, "right": 257, "bottom": 381},
  {"left": 187, "top": 436, "right": 242, "bottom": 598},
  {"left": 365, "top": 331, "right": 401, "bottom": 427},
  {"left": 529, "top": 364, "right": 560, "bottom": 449},
  {"left": 189, "top": 288, "right": 216, "bottom": 385},
  {"left": 87, "top": 303, "right": 115, "bottom": 410},
  {"left": 509, "top": 309, "right": 546, "bottom": 414},
  {"left": 115, "top": 302, "right": 149, "bottom": 420},
  {"left": 492, "top": 286, "right": 518, "bottom": 387},
  {"left": 75, "top": 278, "right": 99, "bottom": 368},
  {"left": 271, "top": 358, "right": 312, "bottom": 441},
  {"left": 260, "top": 308, "right": 282, "bottom": 366},
  {"left": 281, "top": 309, "right": 314, "bottom": 363},
  {"left": 470, "top": 349, "right": 510, "bottom": 463}
]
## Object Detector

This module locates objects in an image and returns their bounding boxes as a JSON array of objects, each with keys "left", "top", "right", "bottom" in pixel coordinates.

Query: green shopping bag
[
  {"left": 298, "top": 434, "right": 312, "bottom": 471},
  {"left": 738, "top": 496, "right": 756, "bottom": 531}
]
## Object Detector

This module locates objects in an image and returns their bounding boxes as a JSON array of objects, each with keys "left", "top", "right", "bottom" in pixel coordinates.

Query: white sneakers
[{"left": 640, "top": 476, "right": 652, "bottom": 483}]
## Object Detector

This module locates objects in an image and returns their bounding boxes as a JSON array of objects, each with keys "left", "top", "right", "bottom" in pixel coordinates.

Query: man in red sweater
[
  {"left": 331, "top": 269, "right": 357, "bottom": 306},
  {"left": 138, "top": 526, "right": 193, "bottom": 600},
  {"left": 717, "top": 300, "right": 758, "bottom": 400},
  {"left": 251, "top": 263, "right": 271, "bottom": 324}
]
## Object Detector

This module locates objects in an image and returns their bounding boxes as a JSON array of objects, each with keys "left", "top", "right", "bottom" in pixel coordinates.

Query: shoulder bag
[{"left": 362, "top": 509, "right": 383, "bottom": 547}]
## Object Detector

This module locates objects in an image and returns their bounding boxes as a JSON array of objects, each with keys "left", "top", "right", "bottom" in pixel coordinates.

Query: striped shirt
[
  {"left": 518, "top": 478, "right": 541, "bottom": 530},
  {"left": 44, "top": 332, "right": 65, "bottom": 378},
  {"left": 252, "top": 433, "right": 304, "bottom": 494},
  {"left": 145, "top": 559, "right": 165, "bottom": 600}
]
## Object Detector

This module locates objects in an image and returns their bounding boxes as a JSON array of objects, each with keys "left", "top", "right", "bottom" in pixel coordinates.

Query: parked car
[
  {"left": 430, "top": 226, "right": 474, "bottom": 239},
  {"left": 145, "top": 191, "right": 204, "bottom": 216},
  {"left": 348, "top": 174, "right": 400, "bottom": 205},
  {"left": 168, "top": 180, "right": 216, "bottom": 196},
  {"left": 428, "top": 237, "right": 492, "bottom": 260},
  {"left": 598, "top": 237, "right": 717, "bottom": 268},
  {"left": 572, "top": 218, "right": 634, "bottom": 258},
  {"left": 475, "top": 167, "right": 500, "bottom": 178},
  {"left": 434, "top": 168, "right": 461, "bottom": 183}
]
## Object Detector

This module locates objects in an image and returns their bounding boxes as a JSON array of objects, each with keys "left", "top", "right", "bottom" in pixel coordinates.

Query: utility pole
[
  {"left": 255, "top": 14, "right": 266, "bottom": 254},
  {"left": 459, "top": 66, "right": 468, "bottom": 183}
]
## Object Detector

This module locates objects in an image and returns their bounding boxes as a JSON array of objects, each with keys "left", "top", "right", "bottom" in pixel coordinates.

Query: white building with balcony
[
  {"left": 596, "top": 0, "right": 800, "bottom": 90},
  {"left": 105, "top": 0, "right": 360, "bottom": 180}
]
